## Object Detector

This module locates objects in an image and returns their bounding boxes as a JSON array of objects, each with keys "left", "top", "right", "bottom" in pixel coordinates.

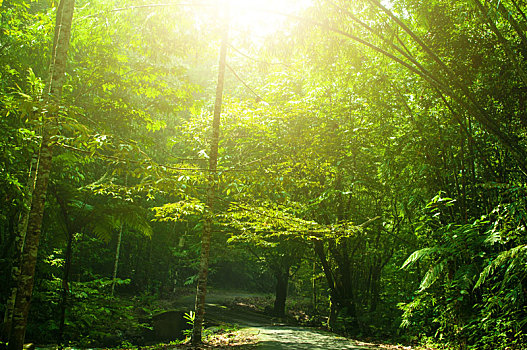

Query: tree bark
[
  {"left": 2, "top": 154, "right": 38, "bottom": 342},
  {"left": 58, "top": 229, "right": 74, "bottom": 349},
  {"left": 111, "top": 175, "right": 127, "bottom": 296},
  {"left": 313, "top": 239, "right": 340, "bottom": 329},
  {"left": 191, "top": 12, "right": 228, "bottom": 346},
  {"left": 328, "top": 296, "right": 338, "bottom": 330},
  {"left": 273, "top": 264, "right": 290, "bottom": 317},
  {"left": 314, "top": 238, "right": 359, "bottom": 330},
  {"left": 53, "top": 188, "right": 75, "bottom": 349},
  {"left": 7, "top": 0, "right": 75, "bottom": 348},
  {"left": 312, "top": 261, "right": 317, "bottom": 313},
  {"left": 8, "top": 132, "right": 55, "bottom": 350},
  {"left": 111, "top": 222, "right": 124, "bottom": 296}
]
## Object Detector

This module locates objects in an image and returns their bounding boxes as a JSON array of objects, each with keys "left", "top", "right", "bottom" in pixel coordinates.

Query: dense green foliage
[{"left": 1, "top": 0, "right": 527, "bottom": 349}]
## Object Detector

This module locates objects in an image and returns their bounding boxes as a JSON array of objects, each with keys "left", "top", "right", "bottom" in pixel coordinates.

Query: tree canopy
[{"left": 1, "top": 0, "right": 527, "bottom": 349}]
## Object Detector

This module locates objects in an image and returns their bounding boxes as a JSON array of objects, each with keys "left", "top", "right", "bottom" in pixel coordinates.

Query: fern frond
[
  {"left": 120, "top": 207, "right": 153, "bottom": 237},
  {"left": 484, "top": 221, "right": 503, "bottom": 246},
  {"left": 419, "top": 260, "right": 447, "bottom": 291},
  {"left": 88, "top": 202, "right": 153, "bottom": 240},
  {"left": 401, "top": 247, "right": 438, "bottom": 270},
  {"left": 475, "top": 244, "right": 527, "bottom": 289},
  {"left": 92, "top": 215, "right": 119, "bottom": 242},
  {"left": 454, "top": 263, "right": 479, "bottom": 291}
]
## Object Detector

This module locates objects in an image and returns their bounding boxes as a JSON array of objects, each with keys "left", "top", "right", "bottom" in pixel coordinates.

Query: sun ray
[{"left": 226, "top": 0, "right": 312, "bottom": 38}]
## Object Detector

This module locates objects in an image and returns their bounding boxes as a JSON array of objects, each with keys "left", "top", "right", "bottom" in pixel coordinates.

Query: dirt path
[
  {"left": 244, "top": 326, "right": 374, "bottom": 349},
  {"left": 173, "top": 291, "right": 383, "bottom": 350}
]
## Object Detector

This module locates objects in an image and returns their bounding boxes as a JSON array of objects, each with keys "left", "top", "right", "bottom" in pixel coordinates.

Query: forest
[{"left": 1, "top": 0, "right": 527, "bottom": 349}]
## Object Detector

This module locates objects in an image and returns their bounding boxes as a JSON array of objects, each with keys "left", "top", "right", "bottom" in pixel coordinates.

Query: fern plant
[{"left": 400, "top": 190, "right": 527, "bottom": 348}]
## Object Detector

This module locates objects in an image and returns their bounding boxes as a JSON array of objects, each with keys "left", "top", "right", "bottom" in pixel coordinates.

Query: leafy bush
[
  {"left": 400, "top": 192, "right": 527, "bottom": 349},
  {"left": 28, "top": 276, "right": 153, "bottom": 347}
]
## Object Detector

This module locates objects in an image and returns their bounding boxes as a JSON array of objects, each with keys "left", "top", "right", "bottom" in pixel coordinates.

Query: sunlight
[{"left": 227, "top": 0, "right": 312, "bottom": 38}]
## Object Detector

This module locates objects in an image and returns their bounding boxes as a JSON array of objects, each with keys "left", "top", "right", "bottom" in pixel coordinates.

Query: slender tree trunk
[
  {"left": 313, "top": 239, "right": 341, "bottom": 330},
  {"left": 8, "top": 132, "right": 55, "bottom": 350},
  {"left": 111, "top": 223, "right": 124, "bottom": 297},
  {"left": 191, "top": 12, "right": 228, "bottom": 346},
  {"left": 52, "top": 187, "right": 75, "bottom": 349},
  {"left": 495, "top": 0, "right": 527, "bottom": 50},
  {"left": 7, "top": 0, "right": 75, "bottom": 348},
  {"left": 313, "top": 240, "right": 336, "bottom": 293},
  {"left": 147, "top": 238, "right": 153, "bottom": 293},
  {"left": 363, "top": 0, "right": 527, "bottom": 174},
  {"left": 369, "top": 266, "right": 380, "bottom": 312},
  {"left": 472, "top": 0, "right": 527, "bottom": 86},
  {"left": 111, "top": 174, "right": 127, "bottom": 296},
  {"left": 2, "top": 155, "right": 38, "bottom": 342},
  {"left": 459, "top": 124, "right": 468, "bottom": 222},
  {"left": 312, "top": 261, "right": 317, "bottom": 313},
  {"left": 510, "top": 0, "right": 527, "bottom": 24},
  {"left": 58, "top": 229, "right": 74, "bottom": 349}
]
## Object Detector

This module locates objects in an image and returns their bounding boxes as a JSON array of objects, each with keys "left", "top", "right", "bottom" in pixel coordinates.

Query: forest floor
[{"left": 146, "top": 290, "right": 432, "bottom": 350}]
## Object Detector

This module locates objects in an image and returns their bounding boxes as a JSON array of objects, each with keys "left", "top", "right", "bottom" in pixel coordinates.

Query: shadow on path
[
  {"left": 174, "top": 292, "right": 379, "bottom": 349},
  {"left": 251, "top": 326, "right": 371, "bottom": 350}
]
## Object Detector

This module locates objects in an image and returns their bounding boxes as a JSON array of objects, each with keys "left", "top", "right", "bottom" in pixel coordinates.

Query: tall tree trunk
[
  {"left": 8, "top": 133, "right": 55, "bottom": 350},
  {"left": 57, "top": 229, "right": 74, "bottom": 349},
  {"left": 54, "top": 188, "right": 75, "bottom": 350},
  {"left": 312, "top": 261, "right": 317, "bottom": 313},
  {"left": 2, "top": 155, "right": 38, "bottom": 342},
  {"left": 369, "top": 266, "right": 380, "bottom": 312},
  {"left": 328, "top": 296, "right": 338, "bottom": 330},
  {"left": 111, "top": 175, "right": 127, "bottom": 296},
  {"left": 191, "top": 12, "right": 228, "bottom": 346},
  {"left": 7, "top": 0, "right": 75, "bottom": 348},
  {"left": 314, "top": 238, "right": 360, "bottom": 330},
  {"left": 273, "top": 264, "right": 290, "bottom": 317},
  {"left": 111, "top": 223, "right": 124, "bottom": 297},
  {"left": 313, "top": 239, "right": 340, "bottom": 330}
]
